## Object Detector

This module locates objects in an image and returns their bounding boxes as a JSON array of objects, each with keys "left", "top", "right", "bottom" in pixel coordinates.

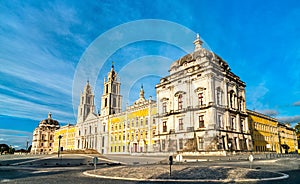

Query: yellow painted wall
[
  {"left": 109, "top": 104, "right": 157, "bottom": 153},
  {"left": 53, "top": 125, "right": 75, "bottom": 152},
  {"left": 248, "top": 111, "right": 279, "bottom": 153}
]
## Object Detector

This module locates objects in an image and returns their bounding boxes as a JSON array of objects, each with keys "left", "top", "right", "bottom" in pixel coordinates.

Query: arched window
[{"left": 178, "top": 94, "right": 183, "bottom": 110}]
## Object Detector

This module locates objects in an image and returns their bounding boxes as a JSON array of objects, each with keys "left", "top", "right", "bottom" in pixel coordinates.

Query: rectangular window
[
  {"left": 162, "top": 140, "right": 165, "bottom": 150},
  {"left": 145, "top": 117, "right": 148, "bottom": 125},
  {"left": 199, "top": 115, "right": 204, "bottom": 128},
  {"left": 95, "top": 127, "right": 97, "bottom": 133},
  {"left": 198, "top": 93, "right": 203, "bottom": 106},
  {"left": 127, "top": 121, "right": 130, "bottom": 128},
  {"left": 136, "top": 117, "right": 139, "bottom": 127},
  {"left": 199, "top": 137, "right": 204, "bottom": 149},
  {"left": 113, "top": 98, "right": 116, "bottom": 107},
  {"left": 140, "top": 118, "right": 143, "bottom": 127},
  {"left": 162, "top": 102, "right": 167, "bottom": 113},
  {"left": 218, "top": 115, "right": 223, "bottom": 128},
  {"left": 178, "top": 94, "right": 183, "bottom": 110},
  {"left": 163, "top": 121, "right": 167, "bottom": 132},
  {"left": 241, "top": 120, "right": 244, "bottom": 132},
  {"left": 179, "top": 139, "right": 183, "bottom": 149},
  {"left": 231, "top": 117, "right": 235, "bottom": 130},
  {"left": 179, "top": 119, "right": 183, "bottom": 130},
  {"left": 103, "top": 125, "right": 106, "bottom": 132},
  {"left": 102, "top": 137, "right": 105, "bottom": 147}
]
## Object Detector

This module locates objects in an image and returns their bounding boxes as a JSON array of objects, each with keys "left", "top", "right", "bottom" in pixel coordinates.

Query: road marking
[
  {"left": 31, "top": 170, "right": 49, "bottom": 174},
  {"left": 10, "top": 155, "right": 57, "bottom": 166},
  {"left": 77, "top": 154, "right": 126, "bottom": 164},
  {"left": 0, "top": 179, "right": 11, "bottom": 183}
]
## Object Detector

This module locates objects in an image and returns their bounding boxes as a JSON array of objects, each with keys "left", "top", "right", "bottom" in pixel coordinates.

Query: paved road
[{"left": 1, "top": 154, "right": 300, "bottom": 184}]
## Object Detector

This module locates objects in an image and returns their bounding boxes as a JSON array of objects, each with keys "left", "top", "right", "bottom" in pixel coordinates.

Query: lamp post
[
  {"left": 58, "top": 135, "right": 62, "bottom": 158},
  {"left": 228, "top": 142, "right": 232, "bottom": 153}
]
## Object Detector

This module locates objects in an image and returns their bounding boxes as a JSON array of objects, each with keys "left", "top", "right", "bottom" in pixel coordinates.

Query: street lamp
[
  {"left": 228, "top": 142, "right": 232, "bottom": 152},
  {"left": 58, "top": 135, "right": 62, "bottom": 158}
]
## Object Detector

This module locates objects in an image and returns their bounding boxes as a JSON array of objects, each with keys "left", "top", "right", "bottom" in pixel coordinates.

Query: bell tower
[
  {"left": 101, "top": 63, "right": 122, "bottom": 116},
  {"left": 77, "top": 81, "right": 95, "bottom": 123}
]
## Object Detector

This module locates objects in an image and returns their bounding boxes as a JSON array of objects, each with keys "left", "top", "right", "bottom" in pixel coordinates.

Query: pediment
[
  {"left": 174, "top": 91, "right": 186, "bottom": 97},
  {"left": 85, "top": 113, "right": 98, "bottom": 121}
]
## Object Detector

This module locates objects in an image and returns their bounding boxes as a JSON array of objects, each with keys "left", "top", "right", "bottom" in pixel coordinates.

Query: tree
[
  {"left": 0, "top": 144, "right": 9, "bottom": 155},
  {"left": 8, "top": 145, "right": 15, "bottom": 154}
]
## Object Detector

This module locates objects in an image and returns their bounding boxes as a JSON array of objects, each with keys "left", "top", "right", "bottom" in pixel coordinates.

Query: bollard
[{"left": 169, "top": 156, "right": 173, "bottom": 177}]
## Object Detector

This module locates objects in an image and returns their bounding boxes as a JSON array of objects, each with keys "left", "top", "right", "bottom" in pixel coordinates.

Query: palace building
[
  {"left": 31, "top": 113, "right": 60, "bottom": 154},
  {"left": 154, "top": 34, "right": 251, "bottom": 154},
  {"left": 41, "top": 33, "right": 297, "bottom": 155},
  {"left": 248, "top": 110, "right": 298, "bottom": 153}
]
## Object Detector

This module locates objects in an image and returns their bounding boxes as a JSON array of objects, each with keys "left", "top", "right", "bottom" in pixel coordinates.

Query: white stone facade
[
  {"left": 31, "top": 113, "right": 60, "bottom": 154},
  {"left": 75, "top": 65, "right": 122, "bottom": 154},
  {"left": 154, "top": 35, "right": 252, "bottom": 154}
]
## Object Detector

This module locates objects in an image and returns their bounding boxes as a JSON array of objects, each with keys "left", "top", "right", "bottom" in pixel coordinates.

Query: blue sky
[{"left": 1, "top": 0, "right": 300, "bottom": 149}]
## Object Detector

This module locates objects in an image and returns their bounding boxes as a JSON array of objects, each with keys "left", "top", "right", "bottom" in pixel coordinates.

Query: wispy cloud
[
  {"left": 259, "top": 109, "right": 278, "bottom": 117},
  {"left": 0, "top": 129, "right": 32, "bottom": 149},
  {"left": 293, "top": 101, "right": 300, "bottom": 106},
  {"left": 278, "top": 115, "right": 300, "bottom": 125},
  {"left": 246, "top": 81, "right": 269, "bottom": 110}
]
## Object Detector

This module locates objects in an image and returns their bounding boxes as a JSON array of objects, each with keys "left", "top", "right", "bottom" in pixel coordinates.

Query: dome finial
[
  {"left": 48, "top": 112, "right": 52, "bottom": 119},
  {"left": 193, "top": 33, "right": 203, "bottom": 51}
]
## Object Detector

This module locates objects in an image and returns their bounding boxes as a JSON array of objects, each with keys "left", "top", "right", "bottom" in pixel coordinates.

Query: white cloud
[
  {"left": 0, "top": 129, "right": 32, "bottom": 149},
  {"left": 293, "top": 101, "right": 300, "bottom": 106},
  {"left": 247, "top": 81, "right": 269, "bottom": 110},
  {"left": 259, "top": 109, "right": 278, "bottom": 117},
  {"left": 278, "top": 115, "right": 300, "bottom": 125},
  {"left": 0, "top": 94, "right": 74, "bottom": 123}
]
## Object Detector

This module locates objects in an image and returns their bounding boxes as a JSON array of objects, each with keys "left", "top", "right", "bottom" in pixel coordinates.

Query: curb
[{"left": 83, "top": 170, "right": 289, "bottom": 183}]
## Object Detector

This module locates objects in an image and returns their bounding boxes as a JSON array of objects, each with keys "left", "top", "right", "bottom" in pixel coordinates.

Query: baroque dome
[{"left": 38, "top": 113, "right": 60, "bottom": 128}]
